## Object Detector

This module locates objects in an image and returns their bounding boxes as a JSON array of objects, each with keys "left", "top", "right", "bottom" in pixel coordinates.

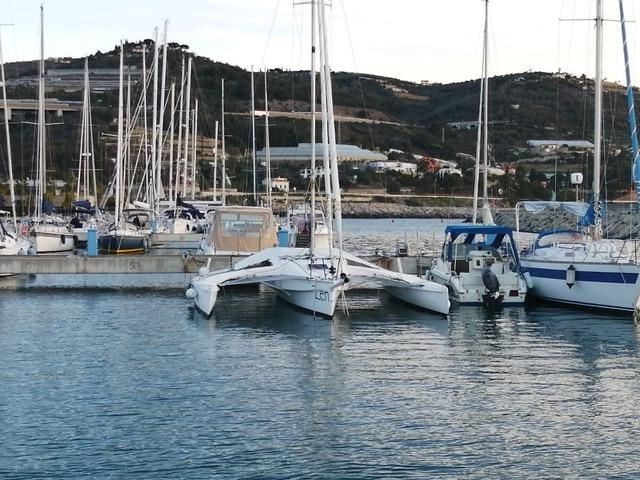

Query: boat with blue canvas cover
[
  {"left": 429, "top": 224, "right": 527, "bottom": 306},
  {"left": 517, "top": 1, "right": 640, "bottom": 315},
  {"left": 517, "top": 202, "right": 640, "bottom": 312}
]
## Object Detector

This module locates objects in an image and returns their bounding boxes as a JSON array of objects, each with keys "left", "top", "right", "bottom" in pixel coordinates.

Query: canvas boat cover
[{"left": 206, "top": 206, "right": 277, "bottom": 253}]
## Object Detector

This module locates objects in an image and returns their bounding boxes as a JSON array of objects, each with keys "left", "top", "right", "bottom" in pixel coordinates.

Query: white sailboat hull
[
  {"left": 522, "top": 258, "right": 640, "bottom": 312},
  {"left": 385, "top": 284, "right": 450, "bottom": 314},
  {"left": 267, "top": 277, "right": 342, "bottom": 317},
  {"left": 33, "top": 227, "right": 74, "bottom": 253}
]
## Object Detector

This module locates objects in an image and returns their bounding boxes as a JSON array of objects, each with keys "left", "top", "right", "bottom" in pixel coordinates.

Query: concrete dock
[{"left": 0, "top": 254, "right": 247, "bottom": 275}]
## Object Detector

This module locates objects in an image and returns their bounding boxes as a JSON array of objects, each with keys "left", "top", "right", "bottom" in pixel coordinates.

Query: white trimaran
[
  {"left": 186, "top": 0, "right": 449, "bottom": 316},
  {"left": 428, "top": 0, "right": 527, "bottom": 306},
  {"left": 518, "top": 0, "right": 640, "bottom": 314}
]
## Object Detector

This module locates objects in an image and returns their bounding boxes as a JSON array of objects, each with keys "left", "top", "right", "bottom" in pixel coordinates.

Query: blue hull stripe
[{"left": 525, "top": 267, "right": 638, "bottom": 284}]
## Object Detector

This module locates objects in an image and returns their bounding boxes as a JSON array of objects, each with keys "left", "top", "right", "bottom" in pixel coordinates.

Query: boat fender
[
  {"left": 198, "top": 266, "right": 209, "bottom": 277},
  {"left": 186, "top": 288, "right": 197, "bottom": 299},
  {"left": 192, "top": 226, "right": 197, "bottom": 232},
  {"left": 566, "top": 265, "right": 576, "bottom": 289},
  {"left": 523, "top": 271, "right": 533, "bottom": 289},
  {"left": 60, "top": 234, "right": 66, "bottom": 244},
  {"left": 340, "top": 272, "right": 350, "bottom": 284},
  {"left": 73, "top": 235, "right": 78, "bottom": 246}
]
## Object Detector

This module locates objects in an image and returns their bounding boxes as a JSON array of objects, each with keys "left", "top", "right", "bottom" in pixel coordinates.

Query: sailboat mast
[
  {"left": 151, "top": 27, "right": 159, "bottom": 209},
  {"left": 157, "top": 20, "right": 168, "bottom": 204},
  {"left": 318, "top": 9, "right": 334, "bottom": 250},
  {"left": 141, "top": 46, "right": 149, "bottom": 203},
  {"left": 124, "top": 73, "right": 131, "bottom": 206},
  {"left": 309, "top": 0, "right": 317, "bottom": 254},
  {"left": 115, "top": 41, "right": 124, "bottom": 228},
  {"left": 168, "top": 82, "right": 175, "bottom": 204},
  {"left": 221, "top": 78, "right": 226, "bottom": 206},
  {"left": 593, "top": 0, "right": 603, "bottom": 232},
  {"left": 482, "top": 0, "right": 489, "bottom": 206},
  {"left": 182, "top": 55, "right": 192, "bottom": 197},
  {"left": 0, "top": 27, "right": 16, "bottom": 228},
  {"left": 618, "top": 0, "right": 640, "bottom": 200},
  {"left": 319, "top": 1, "right": 342, "bottom": 252},
  {"left": 213, "top": 120, "right": 219, "bottom": 200},
  {"left": 251, "top": 67, "right": 257, "bottom": 203},
  {"left": 191, "top": 99, "right": 198, "bottom": 199},
  {"left": 264, "top": 71, "right": 272, "bottom": 208},
  {"left": 175, "top": 56, "right": 185, "bottom": 205},
  {"left": 76, "top": 60, "right": 87, "bottom": 201},
  {"left": 83, "top": 59, "right": 91, "bottom": 199},
  {"left": 472, "top": 45, "right": 485, "bottom": 225},
  {"left": 36, "top": 5, "right": 45, "bottom": 219}
]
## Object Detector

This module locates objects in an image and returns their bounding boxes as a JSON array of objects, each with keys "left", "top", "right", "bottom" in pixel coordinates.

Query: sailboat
[
  {"left": 30, "top": 6, "right": 75, "bottom": 254},
  {"left": 98, "top": 42, "right": 148, "bottom": 254},
  {"left": 186, "top": 0, "right": 449, "bottom": 317},
  {"left": 428, "top": 0, "right": 527, "bottom": 307},
  {"left": 519, "top": 0, "right": 640, "bottom": 313}
]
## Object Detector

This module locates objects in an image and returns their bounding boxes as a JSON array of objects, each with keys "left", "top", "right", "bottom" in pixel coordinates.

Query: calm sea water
[{"left": 1, "top": 219, "right": 639, "bottom": 479}]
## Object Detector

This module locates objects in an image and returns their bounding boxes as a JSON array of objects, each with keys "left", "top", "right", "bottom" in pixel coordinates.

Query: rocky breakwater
[
  {"left": 494, "top": 204, "right": 640, "bottom": 239},
  {"left": 273, "top": 201, "right": 473, "bottom": 219},
  {"left": 341, "top": 202, "right": 472, "bottom": 219}
]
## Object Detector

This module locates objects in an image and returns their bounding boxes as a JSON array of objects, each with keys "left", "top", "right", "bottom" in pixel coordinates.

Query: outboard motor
[{"left": 481, "top": 258, "right": 503, "bottom": 309}]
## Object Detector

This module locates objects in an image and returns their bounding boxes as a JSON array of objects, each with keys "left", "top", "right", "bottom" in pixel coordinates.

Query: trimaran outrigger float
[{"left": 186, "top": 0, "right": 450, "bottom": 317}]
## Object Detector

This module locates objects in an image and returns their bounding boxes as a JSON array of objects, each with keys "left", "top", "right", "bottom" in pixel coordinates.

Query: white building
[
  {"left": 367, "top": 161, "right": 418, "bottom": 175},
  {"left": 527, "top": 140, "right": 594, "bottom": 150},
  {"left": 256, "top": 143, "right": 387, "bottom": 163},
  {"left": 299, "top": 167, "right": 326, "bottom": 179},
  {"left": 262, "top": 177, "right": 290, "bottom": 192}
]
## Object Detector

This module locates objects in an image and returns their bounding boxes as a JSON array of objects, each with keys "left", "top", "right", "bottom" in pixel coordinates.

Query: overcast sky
[{"left": 1, "top": 0, "right": 639, "bottom": 85}]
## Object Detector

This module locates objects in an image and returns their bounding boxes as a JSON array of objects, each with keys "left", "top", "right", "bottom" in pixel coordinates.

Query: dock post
[{"left": 87, "top": 226, "right": 98, "bottom": 256}]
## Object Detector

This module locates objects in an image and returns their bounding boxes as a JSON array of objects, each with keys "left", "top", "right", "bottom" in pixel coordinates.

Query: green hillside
[{"left": 0, "top": 40, "right": 636, "bottom": 208}]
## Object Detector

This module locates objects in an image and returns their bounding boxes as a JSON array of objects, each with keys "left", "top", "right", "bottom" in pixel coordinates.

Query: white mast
[
  {"left": 309, "top": 0, "right": 317, "bottom": 253},
  {"left": 593, "top": 0, "right": 603, "bottom": 238},
  {"left": 182, "top": 55, "right": 192, "bottom": 197},
  {"left": 151, "top": 27, "right": 159, "bottom": 209},
  {"left": 124, "top": 73, "right": 131, "bottom": 207},
  {"left": 175, "top": 56, "right": 185, "bottom": 204},
  {"left": 213, "top": 120, "right": 219, "bottom": 200},
  {"left": 141, "top": 46, "right": 149, "bottom": 203},
  {"left": 191, "top": 99, "right": 198, "bottom": 199},
  {"left": 319, "top": 1, "right": 342, "bottom": 252},
  {"left": 264, "top": 71, "right": 272, "bottom": 208},
  {"left": 251, "top": 67, "right": 257, "bottom": 203},
  {"left": 472, "top": 45, "right": 485, "bottom": 225},
  {"left": 168, "top": 82, "right": 175, "bottom": 204},
  {"left": 115, "top": 41, "right": 124, "bottom": 228},
  {"left": 36, "top": 4, "right": 45, "bottom": 220},
  {"left": 481, "top": 0, "right": 491, "bottom": 224},
  {"left": 318, "top": 9, "right": 333, "bottom": 250},
  {"left": 0, "top": 26, "right": 16, "bottom": 228},
  {"left": 221, "top": 78, "right": 226, "bottom": 206},
  {"left": 157, "top": 20, "right": 168, "bottom": 203}
]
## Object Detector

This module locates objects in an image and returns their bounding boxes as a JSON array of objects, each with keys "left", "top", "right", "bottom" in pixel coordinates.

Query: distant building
[
  {"left": 299, "top": 167, "right": 325, "bottom": 179},
  {"left": 527, "top": 140, "right": 594, "bottom": 150},
  {"left": 262, "top": 177, "right": 290, "bottom": 192},
  {"left": 256, "top": 143, "right": 386, "bottom": 163},
  {"left": 367, "top": 161, "right": 417, "bottom": 175}
]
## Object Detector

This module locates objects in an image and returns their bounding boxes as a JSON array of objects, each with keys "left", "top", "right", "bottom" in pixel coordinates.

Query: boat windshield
[
  {"left": 535, "top": 231, "right": 588, "bottom": 249},
  {"left": 219, "top": 213, "right": 268, "bottom": 237}
]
